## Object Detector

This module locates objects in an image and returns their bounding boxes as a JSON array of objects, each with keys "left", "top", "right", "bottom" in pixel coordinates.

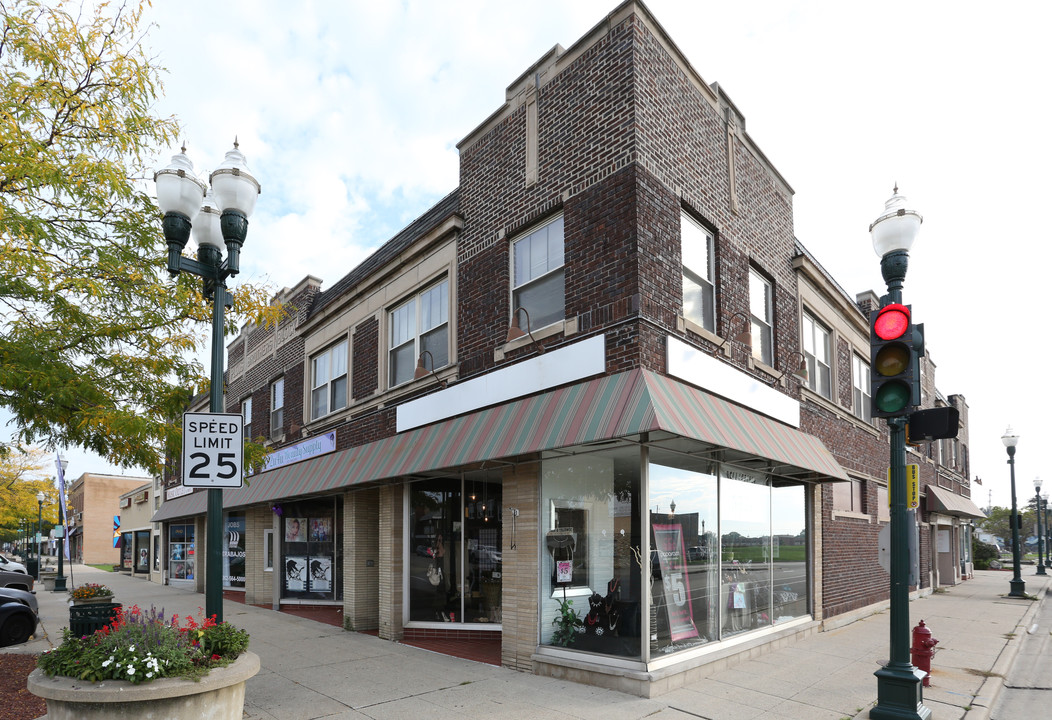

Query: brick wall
[
  {"left": 343, "top": 488, "right": 379, "bottom": 630},
  {"left": 377, "top": 483, "right": 403, "bottom": 640},
  {"left": 499, "top": 463, "right": 540, "bottom": 671}
]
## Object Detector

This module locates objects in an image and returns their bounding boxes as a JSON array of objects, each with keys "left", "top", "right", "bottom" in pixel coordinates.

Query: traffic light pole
[{"left": 870, "top": 251, "right": 930, "bottom": 720}]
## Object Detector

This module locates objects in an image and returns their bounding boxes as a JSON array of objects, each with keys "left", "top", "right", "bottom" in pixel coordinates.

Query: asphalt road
[{"left": 990, "top": 583, "right": 1052, "bottom": 717}]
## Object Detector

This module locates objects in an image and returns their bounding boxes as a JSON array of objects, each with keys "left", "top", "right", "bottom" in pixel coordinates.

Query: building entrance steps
[{"left": 12, "top": 565, "right": 1047, "bottom": 720}]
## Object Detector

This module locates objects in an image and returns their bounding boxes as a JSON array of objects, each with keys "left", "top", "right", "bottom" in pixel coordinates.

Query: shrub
[{"left": 973, "top": 539, "right": 999, "bottom": 570}]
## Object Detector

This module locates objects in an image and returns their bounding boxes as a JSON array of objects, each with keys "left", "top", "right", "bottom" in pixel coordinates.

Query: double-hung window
[
  {"left": 311, "top": 340, "right": 348, "bottom": 420},
  {"left": 511, "top": 215, "right": 564, "bottom": 330},
  {"left": 681, "top": 213, "right": 715, "bottom": 332},
  {"left": 270, "top": 377, "right": 284, "bottom": 437},
  {"left": 389, "top": 279, "right": 450, "bottom": 387},
  {"left": 749, "top": 269, "right": 773, "bottom": 366},
  {"left": 852, "top": 355, "right": 872, "bottom": 422},
  {"left": 241, "top": 397, "right": 252, "bottom": 440},
  {"left": 802, "top": 311, "right": 831, "bottom": 399}
]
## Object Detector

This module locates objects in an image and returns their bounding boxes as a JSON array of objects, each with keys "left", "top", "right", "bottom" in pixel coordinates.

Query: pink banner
[{"left": 653, "top": 523, "right": 698, "bottom": 642}]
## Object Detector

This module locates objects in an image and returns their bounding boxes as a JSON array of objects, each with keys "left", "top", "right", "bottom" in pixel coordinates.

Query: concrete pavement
[{"left": 8, "top": 565, "right": 1048, "bottom": 720}]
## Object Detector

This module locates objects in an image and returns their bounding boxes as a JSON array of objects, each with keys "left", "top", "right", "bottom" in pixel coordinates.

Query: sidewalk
[{"left": 10, "top": 566, "right": 1048, "bottom": 720}]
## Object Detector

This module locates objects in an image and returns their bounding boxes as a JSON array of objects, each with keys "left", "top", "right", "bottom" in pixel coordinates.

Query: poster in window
[
  {"left": 652, "top": 523, "right": 699, "bottom": 642},
  {"left": 184, "top": 559, "right": 194, "bottom": 580},
  {"left": 308, "top": 555, "right": 332, "bottom": 592},
  {"left": 309, "top": 517, "right": 332, "bottom": 542},
  {"left": 285, "top": 555, "right": 307, "bottom": 591},
  {"left": 172, "top": 561, "right": 185, "bottom": 579},
  {"left": 285, "top": 517, "right": 307, "bottom": 542},
  {"left": 171, "top": 543, "right": 185, "bottom": 561}
]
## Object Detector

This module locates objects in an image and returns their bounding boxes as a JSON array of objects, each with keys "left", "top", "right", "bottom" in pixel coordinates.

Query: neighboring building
[
  {"left": 67, "top": 473, "right": 152, "bottom": 565},
  {"left": 116, "top": 481, "right": 163, "bottom": 583},
  {"left": 153, "top": 0, "right": 981, "bottom": 695}
]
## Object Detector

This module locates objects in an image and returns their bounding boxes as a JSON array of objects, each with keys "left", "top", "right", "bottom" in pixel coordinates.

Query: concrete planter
[
  {"left": 28, "top": 650, "right": 260, "bottom": 720},
  {"left": 40, "top": 572, "right": 57, "bottom": 591}
]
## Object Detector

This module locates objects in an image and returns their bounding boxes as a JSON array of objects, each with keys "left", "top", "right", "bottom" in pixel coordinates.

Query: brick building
[
  {"left": 154, "top": 0, "right": 981, "bottom": 695},
  {"left": 67, "top": 473, "right": 152, "bottom": 566}
]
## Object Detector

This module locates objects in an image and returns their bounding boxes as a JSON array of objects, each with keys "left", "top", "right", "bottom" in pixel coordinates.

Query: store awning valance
[
  {"left": 153, "top": 368, "right": 847, "bottom": 522},
  {"left": 926, "top": 484, "right": 986, "bottom": 519}
]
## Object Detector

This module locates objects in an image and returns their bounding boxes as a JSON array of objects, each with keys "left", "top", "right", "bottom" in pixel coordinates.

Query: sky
[{"left": 46, "top": 0, "right": 1052, "bottom": 509}]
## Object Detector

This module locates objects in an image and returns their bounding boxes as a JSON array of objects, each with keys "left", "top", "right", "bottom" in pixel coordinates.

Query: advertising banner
[{"left": 652, "top": 523, "right": 699, "bottom": 642}]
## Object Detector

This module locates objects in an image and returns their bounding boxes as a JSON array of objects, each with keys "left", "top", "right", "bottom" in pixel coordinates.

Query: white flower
[
  {"left": 127, "top": 666, "right": 135, "bottom": 675},
  {"left": 146, "top": 672, "right": 154, "bottom": 678}
]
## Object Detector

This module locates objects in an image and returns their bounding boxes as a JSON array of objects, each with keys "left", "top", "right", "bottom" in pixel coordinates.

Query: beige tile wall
[
  {"left": 377, "top": 483, "right": 404, "bottom": 640},
  {"left": 342, "top": 488, "right": 380, "bottom": 630},
  {"left": 500, "top": 462, "right": 539, "bottom": 671}
]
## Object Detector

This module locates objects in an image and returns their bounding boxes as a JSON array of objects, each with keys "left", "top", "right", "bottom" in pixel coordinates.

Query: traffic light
[{"left": 870, "top": 303, "right": 922, "bottom": 418}]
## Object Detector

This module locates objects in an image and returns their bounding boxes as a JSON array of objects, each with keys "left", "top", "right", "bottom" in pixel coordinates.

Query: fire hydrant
[{"left": 911, "top": 619, "right": 939, "bottom": 687}]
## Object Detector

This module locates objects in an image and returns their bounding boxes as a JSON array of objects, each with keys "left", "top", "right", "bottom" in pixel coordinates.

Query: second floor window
[
  {"left": 511, "top": 215, "right": 564, "bottom": 330},
  {"left": 311, "top": 340, "right": 348, "bottom": 421},
  {"left": 389, "top": 279, "right": 449, "bottom": 387},
  {"left": 681, "top": 213, "right": 715, "bottom": 332},
  {"left": 749, "top": 269, "right": 773, "bottom": 366},
  {"left": 802, "top": 311, "right": 831, "bottom": 399},
  {"left": 270, "top": 377, "right": 284, "bottom": 437},
  {"left": 852, "top": 354, "right": 872, "bottom": 423},
  {"left": 241, "top": 397, "right": 252, "bottom": 440}
]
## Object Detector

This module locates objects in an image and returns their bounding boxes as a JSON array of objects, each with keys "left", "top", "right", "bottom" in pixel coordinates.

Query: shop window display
[
  {"left": 540, "top": 446, "right": 642, "bottom": 658},
  {"left": 223, "top": 512, "right": 246, "bottom": 589},
  {"left": 280, "top": 498, "right": 341, "bottom": 600},
  {"left": 168, "top": 523, "right": 195, "bottom": 581},
  {"left": 408, "top": 472, "right": 502, "bottom": 624}
]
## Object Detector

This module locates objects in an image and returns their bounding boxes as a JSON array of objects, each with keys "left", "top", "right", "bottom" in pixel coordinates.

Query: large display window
[
  {"left": 539, "top": 442, "right": 811, "bottom": 662},
  {"left": 280, "top": 498, "right": 341, "bottom": 600},
  {"left": 223, "top": 512, "right": 246, "bottom": 589},
  {"left": 407, "top": 471, "right": 502, "bottom": 625},
  {"left": 168, "top": 523, "right": 195, "bottom": 581}
]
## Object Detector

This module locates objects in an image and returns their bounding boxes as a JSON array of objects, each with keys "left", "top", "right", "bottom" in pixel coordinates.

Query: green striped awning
[{"left": 152, "top": 369, "right": 846, "bottom": 521}]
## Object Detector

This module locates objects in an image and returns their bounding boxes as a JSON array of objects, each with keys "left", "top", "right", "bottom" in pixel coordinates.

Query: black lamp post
[
  {"left": 869, "top": 189, "right": 930, "bottom": 720},
  {"left": 1002, "top": 428, "right": 1025, "bottom": 598},
  {"left": 1043, "top": 491, "right": 1050, "bottom": 569},
  {"left": 155, "top": 142, "right": 260, "bottom": 623},
  {"left": 54, "top": 455, "right": 68, "bottom": 592},
  {"left": 1036, "top": 478, "right": 1047, "bottom": 576}
]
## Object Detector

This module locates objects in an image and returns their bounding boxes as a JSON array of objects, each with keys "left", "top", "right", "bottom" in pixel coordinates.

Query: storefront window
[
  {"left": 135, "top": 530, "right": 150, "bottom": 573},
  {"left": 121, "top": 532, "right": 133, "bottom": 569},
  {"left": 223, "top": 512, "right": 246, "bottom": 589},
  {"left": 649, "top": 460, "right": 719, "bottom": 655},
  {"left": 169, "top": 523, "right": 195, "bottom": 581},
  {"left": 280, "top": 499, "right": 340, "bottom": 600},
  {"left": 540, "top": 446, "right": 642, "bottom": 659},
  {"left": 720, "top": 469, "right": 773, "bottom": 637},
  {"left": 408, "top": 472, "right": 502, "bottom": 624}
]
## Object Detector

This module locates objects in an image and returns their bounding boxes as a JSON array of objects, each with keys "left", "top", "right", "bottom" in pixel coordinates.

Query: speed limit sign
[{"left": 182, "top": 412, "right": 244, "bottom": 488}]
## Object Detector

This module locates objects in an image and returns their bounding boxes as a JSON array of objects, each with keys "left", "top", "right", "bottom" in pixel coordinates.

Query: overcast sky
[{"left": 55, "top": 0, "right": 1051, "bottom": 510}]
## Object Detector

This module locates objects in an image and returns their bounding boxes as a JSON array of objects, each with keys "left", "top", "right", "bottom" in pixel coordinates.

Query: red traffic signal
[{"left": 873, "top": 303, "right": 910, "bottom": 341}]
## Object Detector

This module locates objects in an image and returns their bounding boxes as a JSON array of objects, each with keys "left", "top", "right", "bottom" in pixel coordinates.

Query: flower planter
[
  {"left": 28, "top": 650, "right": 260, "bottom": 720},
  {"left": 71, "top": 596, "right": 116, "bottom": 605}
]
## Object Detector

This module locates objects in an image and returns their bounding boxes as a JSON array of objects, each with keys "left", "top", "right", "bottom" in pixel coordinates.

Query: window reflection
[
  {"left": 771, "top": 483, "right": 808, "bottom": 623},
  {"left": 721, "top": 471, "right": 771, "bottom": 636}
]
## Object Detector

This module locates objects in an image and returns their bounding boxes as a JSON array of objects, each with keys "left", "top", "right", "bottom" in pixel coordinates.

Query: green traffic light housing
[{"left": 870, "top": 303, "right": 921, "bottom": 418}]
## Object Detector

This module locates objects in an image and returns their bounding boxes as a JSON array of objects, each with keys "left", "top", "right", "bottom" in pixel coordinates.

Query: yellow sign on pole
[{"left": 887, "top": 464, "right": 921, "bottom": 509}]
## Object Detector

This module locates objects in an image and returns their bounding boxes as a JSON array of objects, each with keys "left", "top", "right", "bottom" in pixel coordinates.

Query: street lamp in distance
[
  {"left": 1002, "top": 428, "right": 1025, "bottom": 598},
  {"left": 1035, "top": 478, "right": 1046, "bottom": 576},
  {"left": 35, "top": 491, "right": 44, "bottom": 581},
  {"left": 54, "top": 455, "right": 68, "bottom": 592}
]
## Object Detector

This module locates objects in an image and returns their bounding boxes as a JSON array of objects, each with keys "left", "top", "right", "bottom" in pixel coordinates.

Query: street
[{"left": 990, "top": 579, "right": 1052, "bottom": 717}]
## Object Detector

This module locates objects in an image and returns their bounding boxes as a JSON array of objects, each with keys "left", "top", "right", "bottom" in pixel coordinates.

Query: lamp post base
[
  {"left": 1009, "top": 578, "right": 1027, "bottom": 597},
  {"left": 870, "top": 665, "right": 931, "bottom": 720},
  {"left": 1037, "top": 566, "right": 1047, "bottom": 576},
  {"left": 53, "top": 575, "right": 67, "bottom": 592}
]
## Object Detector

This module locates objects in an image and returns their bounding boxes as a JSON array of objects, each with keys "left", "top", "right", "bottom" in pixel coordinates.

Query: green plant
[
  {"left": 550, "top": 597, "right": 582, "bottom": 647},
  {"left": 972, "top": 539, "right": 999, "bottom": 570},
  {"left": 69, "top": 583, "right": 113, "bottom": 600},
  {"left": 38, "top": 605, "right": 249, "bottom": 684}
]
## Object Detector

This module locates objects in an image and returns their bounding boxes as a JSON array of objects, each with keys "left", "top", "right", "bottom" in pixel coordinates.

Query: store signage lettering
[
  {"left": 258, "top": 431, "right": 336, "bottom": 474},
  {"left": 886, "top": 464, "right": 920, "bottom": 509}
]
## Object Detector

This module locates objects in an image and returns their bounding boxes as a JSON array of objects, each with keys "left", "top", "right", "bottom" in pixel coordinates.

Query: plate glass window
[
  {"left": 681, "top": 213, "right": 715, "bottom": 332},
  {"left": 512, "top": 215, "right": 565, "bottom": 330},
  {"left": 389, "top": 279, "right": 449, "bottom": 387},
  {"left": 802, "top": 312, "right": 831, "bottom": 399},
  {"left": 311, "top": 340, "right": 348, "bottom": 420},
  {"left": 852, "top": 355, "right": 872, "bottom": 422},
  {"left": 270, "top": 377, "right": 284, "bottom": 437},
  {"left": 749, "top": 270, "right": 773, "bottom": 366}
]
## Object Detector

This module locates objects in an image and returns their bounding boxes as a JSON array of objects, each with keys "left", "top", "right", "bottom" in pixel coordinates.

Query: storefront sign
[
  {"left": 652, "top": 523, "right": 699, "bottom": 642},
  {"left": 258, "top": 431, "right": 336, "bottom": 474},
  {"left": 166, "top": 484, "right": 194, "bottom": 501}
]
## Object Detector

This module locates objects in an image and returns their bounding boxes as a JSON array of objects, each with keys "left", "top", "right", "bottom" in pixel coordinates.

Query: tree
[
  {"left": 1, "top": 1, "right": 280, "bottom": 474},
  {"left": 0, "top": 446, "right": 58, "bottom": 545},
  {"left": 978, "top": 505, "right": 1035, "bottom": 548}
]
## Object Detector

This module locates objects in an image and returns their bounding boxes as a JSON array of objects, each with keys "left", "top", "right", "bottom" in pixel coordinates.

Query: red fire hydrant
[{"left": 911, "top": 620, "right": 939, "bottom": 687}]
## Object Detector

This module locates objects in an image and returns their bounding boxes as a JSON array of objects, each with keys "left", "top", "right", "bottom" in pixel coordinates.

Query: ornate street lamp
[
  {"left": 1002, "top": 428, "right": 1025, "bottom": 597},
  {"left": 869, "top": 188, "right": 930, "bottom": 720},
  {"left": 1043, "top": 491, "right": 1050, "bottom": 568},
  {"left": 1035, "top": 478, "right": 1047, "bottom": 576},
  {"left": 155, "top": 141, "right": 260, "bottom": 622}
]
